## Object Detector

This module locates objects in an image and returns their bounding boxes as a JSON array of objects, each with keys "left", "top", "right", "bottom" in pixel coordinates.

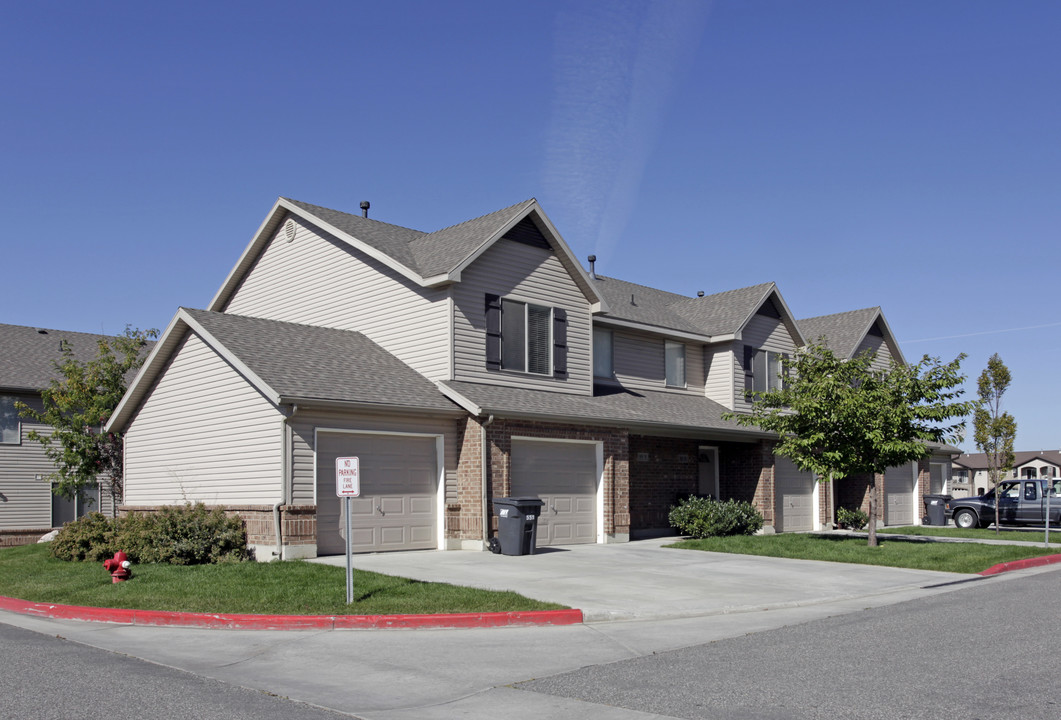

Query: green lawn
[
  {"left": 0, "top": 543, "right": 564, "bottom": 615},
  {"left": 667, "top": 533, "right": 1061, "bottom": 574},
  {"left": 880, "top": 525, "right": 1061, "bottom": 543}
]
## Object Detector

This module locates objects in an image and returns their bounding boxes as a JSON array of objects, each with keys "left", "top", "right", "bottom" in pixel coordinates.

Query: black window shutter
[
  {"left": 485, "top": 294, "right": 501, "bottom": 370},
  {"left": 743, "top": 345, "right": 754, "bottom": 392},
  {"left": 553, "top": 308, "right": 568, "bottom": 378}
]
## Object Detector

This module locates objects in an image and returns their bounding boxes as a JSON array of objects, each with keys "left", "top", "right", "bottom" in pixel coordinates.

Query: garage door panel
[
  {"left": 884, "top": 464, "right": 915, "bottom": 526},
  {"left": 775, "top": 456, "right": 815, "bottom": 533},
  {"left": 316, "top": 432, "right": 439, "bottom": 554},
  {"left": 511, "top": 440, "right": 598, "bottom": 546}
]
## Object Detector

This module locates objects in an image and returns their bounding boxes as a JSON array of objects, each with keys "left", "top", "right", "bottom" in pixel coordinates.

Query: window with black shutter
[{"left": 486, "top": 295, "right": 560, "bottom": 377}]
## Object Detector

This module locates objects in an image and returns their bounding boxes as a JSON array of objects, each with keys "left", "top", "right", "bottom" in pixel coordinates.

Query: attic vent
[
  {"left": 36, "top": 328, "right": 48, "bottom": 334},
  {"left": 284, "top": 219, "right": 296, "bottom": 242}
]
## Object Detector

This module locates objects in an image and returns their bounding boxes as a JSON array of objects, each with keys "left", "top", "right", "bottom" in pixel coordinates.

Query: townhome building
[
  {"left": 0, "top": 324, "right": 117, "bottom": 546},
  {"left": 105, "top": 197, "right": 957, "bottom": 559},
  {"left": 951, "top": 450, "right": 1061, "bottom": 497}
]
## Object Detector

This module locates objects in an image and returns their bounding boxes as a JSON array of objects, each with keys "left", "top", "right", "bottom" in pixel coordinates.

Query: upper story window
[
  {"left": 593, "top": 328, "right": 613, "bottom": 379},
  {"left": 1, "top": 395, "right": 20, "bottom": 444},
  {"left": 665, "top": 341, "right": 686, "bottom": 388},
  {"left": 485, "top": 294, "right": 567, "bottom": 378},
  {"left": 744, "top": 346, "right": 787, "bottom": 394}
]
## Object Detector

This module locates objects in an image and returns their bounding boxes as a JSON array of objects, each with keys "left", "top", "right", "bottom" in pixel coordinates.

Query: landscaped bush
[
  {"left": 50, "top": 502, "right": 248, "bottom": 564},
  {"left": 49, "top": 512, "right": 115, "bottom": 562},
  {"left": 836, "top": 507, "right": 869, "bottom": 530},
  {"left": 669, "top": 495, "right": 764, "bottom": 538}
]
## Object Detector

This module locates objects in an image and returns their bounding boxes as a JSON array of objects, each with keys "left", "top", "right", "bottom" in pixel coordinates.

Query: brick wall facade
[
  {"left": 628, "top": 436, "right": 777, "bottom": 534},
  {"left": 457, "top": 418, "right": 630, "bottom": 539},
  {"left": 0, "top": 529, "right": 51, "bottom": 548}
]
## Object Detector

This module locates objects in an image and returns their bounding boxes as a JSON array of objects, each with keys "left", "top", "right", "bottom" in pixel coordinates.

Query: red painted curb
[
  {"left": 978, "top": 553, "right": 1061, "bottom": 577},
  {"left": 0, "top": 595, "right": 583, "bottom": 630}
]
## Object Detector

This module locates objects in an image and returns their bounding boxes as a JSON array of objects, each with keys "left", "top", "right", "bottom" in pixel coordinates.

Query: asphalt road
[
  {"left": 0, "top": 623, "right": 354, "bottom": 720},
  {"left": 517, "top": 571, "right": 1061, "bottom": 719}
]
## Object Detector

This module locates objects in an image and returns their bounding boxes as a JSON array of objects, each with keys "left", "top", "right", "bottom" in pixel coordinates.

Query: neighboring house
[
  {"left": 0, "top": 324, "right": 117, "bottom": 546},
  {"left": 951, "top": 450, "right": 1061, "bottom": 498},
  {"left": 106, "top": 197, "right": 958, "bottom": 559}
]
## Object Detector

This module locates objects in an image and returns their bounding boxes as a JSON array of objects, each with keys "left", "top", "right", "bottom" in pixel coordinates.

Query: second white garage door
[
  {"left": 775, "top": 455, "right": 816, "bottom": 532},
  {"left": 510, "top": 439, "right": 599, "bottom": 546},
  {"left": 316, "top": 431, "right": 440, "bottom": 555},
  {"left": 884, "top": 463, "right": 916, "bottom": 526}
]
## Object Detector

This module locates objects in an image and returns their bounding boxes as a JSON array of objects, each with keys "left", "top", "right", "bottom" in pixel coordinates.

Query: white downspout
[{"left": 273, "top": 404, "right": 296, "bottom": 560}]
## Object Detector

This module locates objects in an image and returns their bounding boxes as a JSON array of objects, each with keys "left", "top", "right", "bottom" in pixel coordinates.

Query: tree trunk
[{"left": 867, "top": 474, "right": 879, "bottom": 548}]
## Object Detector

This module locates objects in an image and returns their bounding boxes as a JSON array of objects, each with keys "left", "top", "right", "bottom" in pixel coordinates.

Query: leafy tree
[
  {"left": 973, "top": 353, "right": 1016, "bottom": 534},
  {"left": 726, "top": 343, "right": 973, "bottom": 547},
  {"left": 17, "top": 326, "right": 156, "bottom": 516}
]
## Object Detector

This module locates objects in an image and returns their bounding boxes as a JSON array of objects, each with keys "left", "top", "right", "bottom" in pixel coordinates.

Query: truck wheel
[{"left": 954, "top": 509, "right": 978, "bottom": 529}]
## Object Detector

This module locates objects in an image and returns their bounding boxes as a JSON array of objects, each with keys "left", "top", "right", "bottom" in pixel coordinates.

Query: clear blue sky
[{"left": 3, "top": 1, "right": 1058, "bottom": 453}]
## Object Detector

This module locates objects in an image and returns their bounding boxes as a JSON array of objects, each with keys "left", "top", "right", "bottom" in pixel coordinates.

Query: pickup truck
[{"left": 946, "top": 479, "right": 1061, "bottom": 529}]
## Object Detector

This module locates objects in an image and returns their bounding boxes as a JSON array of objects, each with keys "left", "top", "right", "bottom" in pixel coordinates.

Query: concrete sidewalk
[{"left": 314, "top": 537, "right": 965, "bottom": 622}]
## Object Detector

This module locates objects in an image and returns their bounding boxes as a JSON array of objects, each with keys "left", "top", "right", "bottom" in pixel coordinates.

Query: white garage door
[
  {"left": 884, "top": 463, "right": 915, "bottom": 526},
  {"left": 316, "top": 432, "right": 439, "bottom": 555},
  {"left": 775, "top": 456, "right": 815, "bottom": 532},
  {"left": 510, "top": 439, "right": 598, "bottom": 546}
]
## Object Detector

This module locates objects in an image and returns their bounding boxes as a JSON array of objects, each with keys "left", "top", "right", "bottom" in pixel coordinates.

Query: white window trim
[
  {"left": 501, "top": 298, "right": 553, "bottom": 376},
  {"left": 664, "top": 340, "right": 686, "bottom": 388}
]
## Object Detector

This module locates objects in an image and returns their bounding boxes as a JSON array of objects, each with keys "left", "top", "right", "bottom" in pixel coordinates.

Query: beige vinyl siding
[
  {"left": 612, "top": 329, "right": 704, "bottom": 394},
  {"left": 0, "top": 393, "right": 55, "bottom": 529},
  {"left": 452, "top": 238, "right": 592, "bottom": 393},
  {"left": 123, "top": 333, "right": 284, "bottom": 506},
  {"left": 704, "top": 343, "right": 736, "bottom": 408},
  {"left": 222, "top": 215, "right": 450, "bottom": 381},
  {"left": 288, "top": 409, "right": 459, "bottom": 506},
  {"left": 733, "top": 314, "right": 796, "bottom": 413}
]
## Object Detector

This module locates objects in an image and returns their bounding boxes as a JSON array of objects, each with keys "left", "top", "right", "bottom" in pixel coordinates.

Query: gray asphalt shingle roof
[
  {"left": 0, "top": 323, "right": 111, "bottom": 391},
  {"left": 282, "top": 197, "right": 537, "bottom": 279},
  {"left": 593, "top": 276, "right": 778, "bottom": 337},
  {"left": 181, "top": 309, "right": 460, "bottom": 413},
  {"left": 799, "top": 307, "right": 881, "bottom": 358},
  {"left": 440, "top": 380, "right": 752, "bottom": 435}
]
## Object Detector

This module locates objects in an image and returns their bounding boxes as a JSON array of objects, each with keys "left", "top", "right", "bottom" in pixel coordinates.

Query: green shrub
[
  {"left": 836, "top": 507, "right": 869, "bottom": 530},
  {"left": 669, "top": 495, "right": 764, "bottom": 538},
  {"left": 50, "top": 502, "right": 248, "bottom": 564},
  {"left": 50, "top": 512, "right": 115, "bottom": 562}
]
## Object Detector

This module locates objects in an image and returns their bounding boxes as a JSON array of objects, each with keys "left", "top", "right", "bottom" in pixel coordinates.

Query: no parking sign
[{"left": 336, "top": 456, "right": 360, "bottom": 603}]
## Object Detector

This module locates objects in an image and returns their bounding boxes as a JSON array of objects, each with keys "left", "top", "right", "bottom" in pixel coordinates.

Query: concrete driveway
[{"left": 312, "top": 537, "right": 966, "bottom": 622}]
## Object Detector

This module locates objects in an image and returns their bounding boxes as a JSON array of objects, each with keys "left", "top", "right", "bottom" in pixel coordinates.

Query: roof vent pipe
[
  {"left": 360, "top": 200, "right": 370, "bottom": 218},
  {"left": 587, "top": 255, "right": 597, "bottom": 279},
  {"left": 697, "top": 291, "right": 705, "bottom": 298}
]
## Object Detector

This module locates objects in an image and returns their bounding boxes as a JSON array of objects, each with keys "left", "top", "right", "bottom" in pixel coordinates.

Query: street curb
[
  {"left": 977, "top": 553, "right": 1061, "bottom": 576},
  {"left": 0, "top": 595, "right": 583, "bottom": 630}
]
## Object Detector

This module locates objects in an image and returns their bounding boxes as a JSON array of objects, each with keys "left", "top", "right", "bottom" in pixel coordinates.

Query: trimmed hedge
[
  {"left": 669, "top": 496, "right": 764, "bottom": 538},
  {"left": 50, "top": 503, "right": 248, "bottom": 564}
]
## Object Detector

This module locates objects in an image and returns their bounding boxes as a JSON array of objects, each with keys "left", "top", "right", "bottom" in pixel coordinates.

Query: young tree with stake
[
  {"left": 973, "top": 353, "right": 1016, "bottom": 534},
  {"left": 727, "top": 343, "right": 973, "bottom": 547}
]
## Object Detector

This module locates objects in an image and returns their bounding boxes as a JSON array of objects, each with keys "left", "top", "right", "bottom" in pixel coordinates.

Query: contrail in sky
[
  {"left": 902, "top": 321, "right": 1061, "bottom": 344},
  {"left": 543, "top": 0, "right": 711, "bottom": 260}
]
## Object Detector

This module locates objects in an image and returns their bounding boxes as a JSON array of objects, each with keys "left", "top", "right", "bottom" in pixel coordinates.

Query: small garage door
[
  {"left": 316, "top": 432, "right": 439, "bottom": 555},
  {"left": 884, "top": 463, "right": 915, "bottom": 526},
  {"left": 775, "top": 456, "right": 815, "bottom": 532},
  {"left": 510, "top": 439, "right": 598, "bottom": 546}
]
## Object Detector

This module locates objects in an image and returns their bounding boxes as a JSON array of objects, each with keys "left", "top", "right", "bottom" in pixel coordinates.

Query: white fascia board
[
  {"left": 434, "top": 381, "right": 482, "bottom": 416},
  {"left": 276, "top": 198, "right": 426, "bottom": 287},
  {"left": 743, "top": 285, "right": 807, "bottom": 347},
  {"left": 178, "top": 309, "right": 283, "bottom": 407},
  {"left": 208, "top": 198, "right": 430, "bottom": 312},
  {"left": 592, "top": 316, "right": 712, "bottom": 344},
  {"left": 446, "top": 201, "right": 535, "bottom": 281},
  {"left": 208, "top": 198, "right": 287, "bottom": 311},
  {"left": 529, "top": 204, "right": 609, "bottom": 312},
  {"left": 106, "top": 308, "right": 189, "bottom": 433},
  {"left": 872, "top": 309, "right": 907, "bottom": 365}
]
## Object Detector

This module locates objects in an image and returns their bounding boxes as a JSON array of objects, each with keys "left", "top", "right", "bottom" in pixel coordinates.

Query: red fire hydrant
[{"left": 103, "top": 551, "right": 132, "bottom": 583}]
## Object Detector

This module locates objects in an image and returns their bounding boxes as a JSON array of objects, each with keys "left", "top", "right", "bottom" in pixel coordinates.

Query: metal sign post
[
  {"left": 1046, "top": 478, "right": 1052, "bottom": 548},
  {"left": 336, "top": 457, "right": 360, "bottom": 604}
]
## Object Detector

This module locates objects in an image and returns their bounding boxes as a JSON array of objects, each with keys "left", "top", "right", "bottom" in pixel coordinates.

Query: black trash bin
[
  {"left": 492, "top": 497, "right": 545, "bottom": 556},
  {"left": 923, "top": 494, "right": 952, "bottom": 526}
]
